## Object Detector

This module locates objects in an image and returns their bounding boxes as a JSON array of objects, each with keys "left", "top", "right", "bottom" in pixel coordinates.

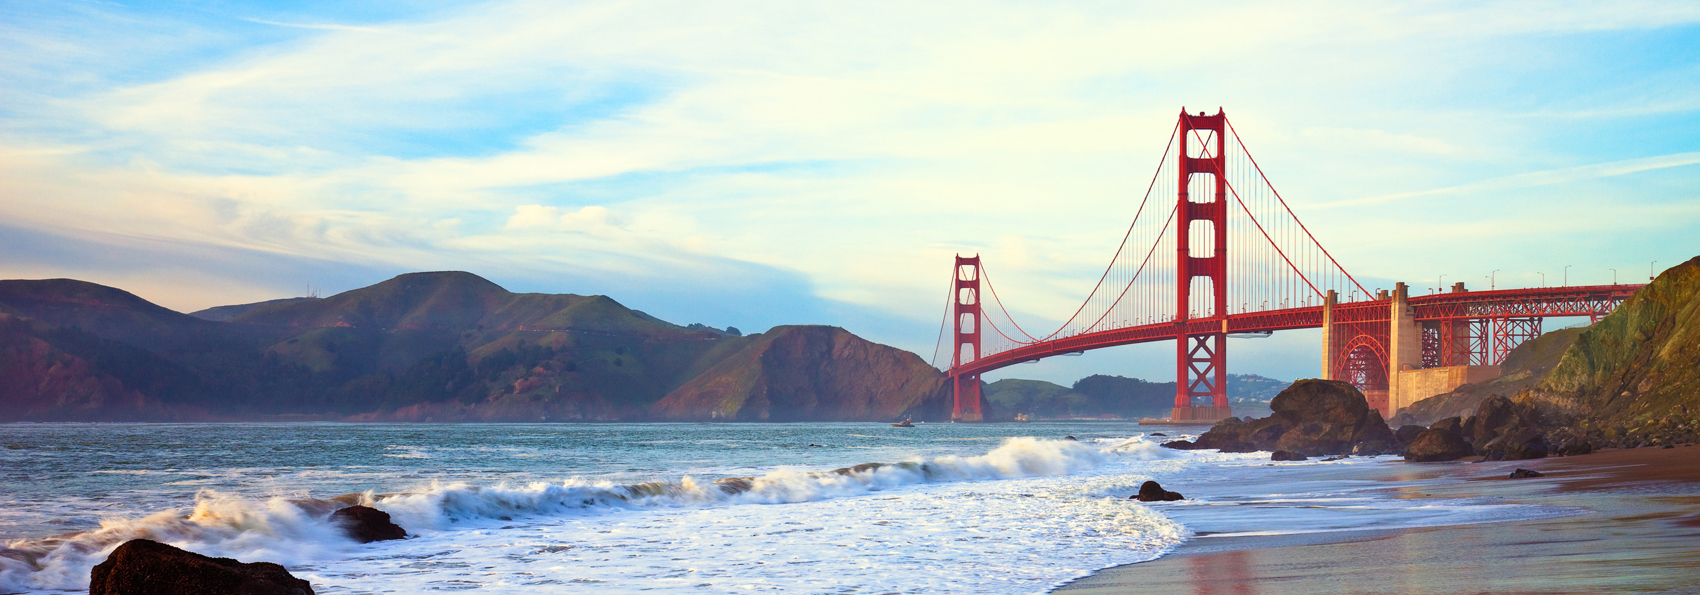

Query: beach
[{"left": 1056, "top": 446, "right": 1700, "bottom": 594}]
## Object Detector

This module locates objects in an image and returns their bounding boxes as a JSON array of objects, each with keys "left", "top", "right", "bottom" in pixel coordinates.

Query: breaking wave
[{"left": 0, "top": 436, "right": 1173, "bottom": 591}]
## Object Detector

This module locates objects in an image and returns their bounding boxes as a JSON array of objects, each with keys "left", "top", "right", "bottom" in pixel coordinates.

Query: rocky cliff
[
  {"left": 650, "top": 325, "right": 950, "bottom": 421},
  {"left": 1528, "top": 255, "right": 1700, "bottom": 434},
  {"left": 1397, "top": 254, "right": 1700, "bottom": 460}
]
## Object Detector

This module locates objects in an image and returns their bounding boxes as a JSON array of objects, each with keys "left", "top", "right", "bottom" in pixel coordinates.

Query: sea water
[{"left": 0, "top": 422, "right": 1578, "bottom": 593}]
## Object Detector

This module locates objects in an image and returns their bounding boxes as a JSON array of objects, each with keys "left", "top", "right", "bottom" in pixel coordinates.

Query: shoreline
[{"left": 1056, "top": 446, "right": 1700, "bottom": 594}]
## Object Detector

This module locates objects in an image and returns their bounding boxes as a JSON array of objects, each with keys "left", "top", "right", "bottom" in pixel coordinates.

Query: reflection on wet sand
[{"left": 1057, "top": 447, "right": 1700, "bottom": 594}]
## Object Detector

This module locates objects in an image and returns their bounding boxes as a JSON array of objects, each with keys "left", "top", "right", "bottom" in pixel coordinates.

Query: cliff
[
  {"left": 1530, "top": 255, "right": 1700, "bottom": 427},
  {"left": 650, "top": 325, "right": 950, "bottom": 421},
  {"left": 0, "top": 314, "right": 208, "bottom": 421}
]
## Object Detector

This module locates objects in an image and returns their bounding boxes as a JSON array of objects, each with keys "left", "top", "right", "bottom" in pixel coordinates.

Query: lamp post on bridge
[
  {"left": 1437, "top": 274, "right": 1446, "bottom": 294},
  {"left": 1488, "top": 269, "right": 1499, "bottom": 291},
  {"left": 1610, "top": 269, "right": 1617, "bottom": 285},
  {"left": 1563, "top": 265, "right": 1571, "bottom": 287}
]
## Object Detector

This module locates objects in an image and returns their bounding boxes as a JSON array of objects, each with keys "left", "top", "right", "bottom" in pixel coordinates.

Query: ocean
[{"left": 0, "top": 422, "right": 1579, "bottom": 593}]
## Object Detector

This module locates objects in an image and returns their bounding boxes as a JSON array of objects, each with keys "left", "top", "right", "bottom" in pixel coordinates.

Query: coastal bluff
[{"left": 1397, "top": 253, "right": 1700, "bottom": 459}]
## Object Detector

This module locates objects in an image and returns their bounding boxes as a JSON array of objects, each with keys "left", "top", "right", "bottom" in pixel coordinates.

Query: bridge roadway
[{"left": 952, "top": 283, "right": 1640, "bottom": 380}]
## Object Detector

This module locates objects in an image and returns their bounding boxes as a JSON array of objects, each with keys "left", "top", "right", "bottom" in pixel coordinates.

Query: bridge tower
[
  {"left": 1173, "top": 109, "right": 1232, "bottom": 422},
  {"left": 950, "top": 255, "right": 984, "bottom": 422}
]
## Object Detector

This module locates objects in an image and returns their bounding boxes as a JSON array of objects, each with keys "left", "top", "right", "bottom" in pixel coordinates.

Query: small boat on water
[{"left": 892, "top": 419, "right": 914, "bottom": 427}]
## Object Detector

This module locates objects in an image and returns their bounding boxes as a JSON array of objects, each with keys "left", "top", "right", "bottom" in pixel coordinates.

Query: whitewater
[{"left": 0, "top": 422, "right": 1579, "bottom": 593}]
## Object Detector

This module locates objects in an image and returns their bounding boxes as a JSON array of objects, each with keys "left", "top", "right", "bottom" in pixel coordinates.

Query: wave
[{"left": 0, "top": 436, "right": 1166, "bottom": 592}]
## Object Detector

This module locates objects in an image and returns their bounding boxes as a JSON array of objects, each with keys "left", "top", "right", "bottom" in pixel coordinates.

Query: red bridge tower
[
  {"left": 951, "top": 255, "right": 984, "bottom": 421},
  {"left": 1174, "top": 109, "right": 1232, "bottom": 422}
]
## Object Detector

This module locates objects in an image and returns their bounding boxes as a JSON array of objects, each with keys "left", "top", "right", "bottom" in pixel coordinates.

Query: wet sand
[{"left": 1056, "top": 446, "right": 1700, "bottom": 594}]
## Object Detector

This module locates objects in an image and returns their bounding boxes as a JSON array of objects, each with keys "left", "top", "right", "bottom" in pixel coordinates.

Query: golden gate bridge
[{"left": 935, "top": 108, "right": 1641, "bottom": 423}]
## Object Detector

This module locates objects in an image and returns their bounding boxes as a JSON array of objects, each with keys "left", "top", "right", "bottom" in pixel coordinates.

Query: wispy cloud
[
  {"left": 1317, "top": 152, "right": 1700, "bottom": 209},
  {"left": 240, "top": 19, "right": 394, "bottom": 35},
  {"left": 2, "top": 0, "right": 1698, "bottom": 381}
]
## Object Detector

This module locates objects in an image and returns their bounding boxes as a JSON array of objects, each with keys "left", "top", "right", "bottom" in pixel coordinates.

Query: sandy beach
[{"left": 1056, "top": 446, "right": 1700, "bottom": 594}]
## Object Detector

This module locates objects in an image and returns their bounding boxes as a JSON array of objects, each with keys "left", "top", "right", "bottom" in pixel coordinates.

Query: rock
[
  {"left": 1159, "top": 440, "right": 1199, "bottom": 450},
  {"left": 1482, "top": 427, "right": 1549, "bottom": 461},
  {"left": 1467, "top": 396, "right": 1521, "bottom": 448},
  {"left": 1063, "top": 436, "right": 1077, "bottom": 441},
  {"left": 90, "top": 539, "right": 313, "bottom": 595},
  {"left": 1190, "top": 380, "right": 1393, "bottom": 457},
  {"left": 331, "top": 505, "right": 407, "bottom": 543},
  {"left": 1322, "top": 455, "right": 1351, "bottom": 462},
  {"left": 1131, "top": 480, "right": 1184, "bottom": 502},
  {"left": 1149, "top": 432, "right": 1167, "bottom": 436},
  {"left": 1270, "top": 450, "right": 1307, "bottom": 461},
  {"left": 1395, "top": 425, "right": 1426, "bottom": 448},
  {"left": 1404, "top": 428, "right": 1475, "bottom": 462},
  {"left": 1509, "top": 468, "right": 1545, "bottom": 479},
  {"left": 1352, "top": 440, "right": 1393, "bottom": 456},
  {"left": 1430, "top": 416, "right": 1463, "bottom": 435}
]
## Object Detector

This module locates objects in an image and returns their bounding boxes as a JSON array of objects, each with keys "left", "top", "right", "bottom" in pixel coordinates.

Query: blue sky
[{"left": 2, "top": 0, "right": 1697, "bottom": 384}]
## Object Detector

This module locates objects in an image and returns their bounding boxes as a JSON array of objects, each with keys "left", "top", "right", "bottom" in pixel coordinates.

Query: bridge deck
[{"left": 950, "top": 284, "right": 1638, "bottom": 379}]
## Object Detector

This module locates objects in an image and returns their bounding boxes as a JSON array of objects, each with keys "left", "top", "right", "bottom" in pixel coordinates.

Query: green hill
[
  {"left": 0, "top": 272, "right": 950, "bottom": 422},
  {"left": 1532, "top": 255, "right": 1700, "bottom": 427}
]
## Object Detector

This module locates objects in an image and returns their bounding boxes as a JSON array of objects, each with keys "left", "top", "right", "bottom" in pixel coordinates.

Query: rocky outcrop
[
  {"left": 1403, "top": 427, "right": 1474, "bottom": 462},
  {"left": 1509, "top": 468, "right": 1545, "bottom": 479},
  {"left": 1271, "top": 450, "right": 1307, "bottom": 461},
  {"left": 1526, "top": 255, "right": 1700, "bottom": 442},
  {"left": 1187, "top": 380, "right": 1395, "bottom": 457},
  {"left": 89, "top": 539, "right": 313, "bottom": 595},
  {"left": 649, "top": 325, "right": 952, "bottom": 422},
  {"left": 1394, "top": 424, "right": 1425, "bottom": 448},
  {"left": 1131, "top": 481, "right": 1184, "bottom": 502},
  {"left": 331, "top": 506, "right": 406, "bottom": 543},
  {"left": 1393, "top": 327, "right": 1585, "bottom": 427}
]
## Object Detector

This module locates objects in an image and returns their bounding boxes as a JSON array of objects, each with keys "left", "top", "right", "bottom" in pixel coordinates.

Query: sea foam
[{"left": 0, "top": 436, "right": 1167, "bottom": 592}]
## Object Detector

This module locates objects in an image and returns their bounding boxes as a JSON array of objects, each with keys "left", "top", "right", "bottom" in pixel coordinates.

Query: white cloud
[{"left": 3, "top": 0, "right": 1699, "bottom": 378}]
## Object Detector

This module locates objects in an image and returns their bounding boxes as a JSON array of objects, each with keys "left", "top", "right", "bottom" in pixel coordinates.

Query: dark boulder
[
  {"left": 1552, "top": 434, "right": 1594, "bottom": 457},
  {"left": 1159, "top": 440, "right": 1199, "bottom": 450},
  {"left": 1149, "top": 432, "right": 1167, "bottom": 437},
  {"left": 1482, "top": 427, "right": 1549, "bottom": 461},
  {"left": 331, "top": 505, "right": 407, "bottom": 543},
  {"left": 1430, "top": 416, "right": 1464, "bottom": 435},
  {"left": 1353, "top": 441, "right": 1391, "bottom": 456},
  {"left": 1395, "top": 424, "right": 1426, "bottom": 447},
  {"left": 90, "top": 539, "right": 313, "bottom": 595},
  {"left": 1270, "top": 450, "right": 1307, "bottom": 461},
  {"left": 1509, "top": 468, "right": 1545, "bottom": 479},
  {"left": 1063, "top": 436, "right": 1077, "bottom": 441},
  {"left": 1403, "top": 428, "right": 1475, "bottom": 462},
  {"left": 1131, "top": 480, "right": 1184, "bottom": 502},
  {"left": 1189, "top": 380, "right": 1394, "bottom": 457}
]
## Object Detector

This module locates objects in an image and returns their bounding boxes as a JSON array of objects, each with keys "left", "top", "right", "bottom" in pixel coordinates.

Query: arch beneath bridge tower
[{"left": 1333, "top": 335, "right": 1390, "bottom": 416}]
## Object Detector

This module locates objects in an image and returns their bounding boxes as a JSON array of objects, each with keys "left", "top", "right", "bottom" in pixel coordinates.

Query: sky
[{"left": 2, "top": 0, "right": 1697, "bottom": 385}]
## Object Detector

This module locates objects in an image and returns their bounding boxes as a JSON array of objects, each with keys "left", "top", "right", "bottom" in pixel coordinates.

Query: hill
[
  {"left": 0, "top": 272, "right": 951, "bottom": 422},
  {"left": 1530, "top": 255, "right": 1700, "bottom": 428},
  {"left": 650, "top": 326, "right": 949, "bottom": 421},
  {"left": 983, "top": 373, "right": 1287, "bottom": 419},
  {"left": 189, "top": 297, "right": 318, "bottom": 322},
  {"left": 0, "top": 314, "right": 209, "bottom": 421}
]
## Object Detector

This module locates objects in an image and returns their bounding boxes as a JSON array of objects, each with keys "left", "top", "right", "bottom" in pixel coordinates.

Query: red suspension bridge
[{"left": 936, "top": 108, "right": 1641, "bottom": 423}]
